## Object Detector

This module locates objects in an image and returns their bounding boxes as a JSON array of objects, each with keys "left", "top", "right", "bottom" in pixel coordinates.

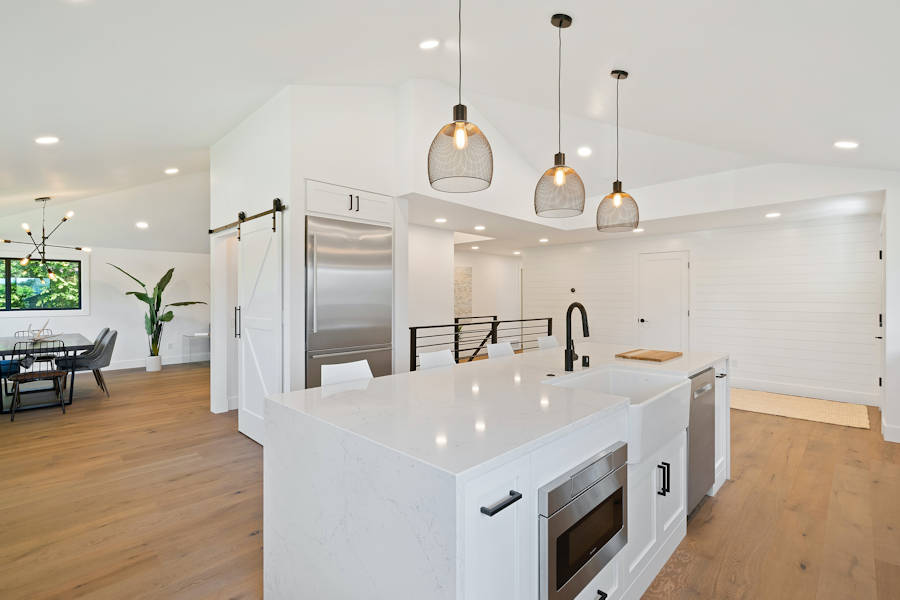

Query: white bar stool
[
  {"left": 321, "top": 359, "right": 373, "bottom": 386},
  {"left": 537, "top": 335, "right": 559, "bottom": 349},
  {"left": 486, "top": 342, "right": 514, "bottom": 359},
  {"left": 418, "top": 349, "right": 455, "bottom": 370}
]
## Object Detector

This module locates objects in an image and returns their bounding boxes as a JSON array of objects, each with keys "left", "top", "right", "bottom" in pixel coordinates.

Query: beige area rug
[{"left": 731, "top": 388, "right": 870, "bottom": 429}]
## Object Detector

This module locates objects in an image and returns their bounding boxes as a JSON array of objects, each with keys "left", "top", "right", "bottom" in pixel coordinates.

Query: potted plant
[{"left": 109, "top": 264, "right": 206, "bottom": 372}]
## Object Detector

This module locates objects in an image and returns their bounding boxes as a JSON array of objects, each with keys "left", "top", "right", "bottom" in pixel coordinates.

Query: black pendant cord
[
  {"left": 615, "top": 76, "right": 620, "bottom": 181},
  {"left": 457, "top": 0, "right": 462, "bottom": 106},
  {"left": 557, "top": 23, "right": 562, "bottom": 154}
]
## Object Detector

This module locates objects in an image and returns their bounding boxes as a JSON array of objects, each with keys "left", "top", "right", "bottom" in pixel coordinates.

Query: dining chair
[
  {"left": 418, "top": 349, "right": 455, "bottom": 370},
  {"left": 487, "top": 342, "right": 515, "bottom": 359},
  {"left": 321, "top": 359, "right": 374, "bottom": 386},
  {"left": 537, "top": 335, "right": 559, "bottom": 349},
  {"left": 57, "top": 330, "right": 117, "bottom": 397},
  {"left": 8, "top": 340, "right": 69, "bottom": 421}
]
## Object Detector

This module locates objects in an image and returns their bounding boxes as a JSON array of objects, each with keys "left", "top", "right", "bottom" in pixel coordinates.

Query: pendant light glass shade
[
  {"left": 534, "top": 152, "right": 585, "bottom": 217},
  {"left": 597, "top": 69, "right": 639, "bottom": 232},
  {"left": 535, "top": 13, "right": 584, "bottom": 217},
  {"left": 427, "top": 0, "right": 493, "bottom": 193},
  {"left": 596, "top": 180, "right": 639, "bottom": 231},
  {"left": 428, "top": 105, "right": 493, "bottom": 192}
]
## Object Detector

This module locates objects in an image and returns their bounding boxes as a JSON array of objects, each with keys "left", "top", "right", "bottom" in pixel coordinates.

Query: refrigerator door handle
[
  {"left": 310, "top": 347, "right": 392, "bottom": 360},
  {"left": 311, "top": 233, "right": 319, "bottom": 333}
]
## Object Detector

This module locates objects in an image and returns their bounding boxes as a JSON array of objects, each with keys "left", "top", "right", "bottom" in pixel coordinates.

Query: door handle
[
  {"left": 693, "top": 383, "right": 713, "bottom": 398},
  {"left": 355, "top": 195, "right": 360, "bottom": 212},
  {"left": 310, "top": 347, "right": 392, "bottom": 360},
  {"left": 348, "top": 193, "right": 353, "bottom": 210},
  {"left": 235, "top": 307, "right": 241, "bottom": 338},
  {"left": 657, "top": 464, "right": 667, "bottom": 496},
  {"left": 311, "top": 233, "right": 318, "bottom": 333},
  {"left": 480, "top": 490, "right": 522, "bottom": 517},
  {"left": 639, "top": 318, "right": 646, "bottom": 323}
]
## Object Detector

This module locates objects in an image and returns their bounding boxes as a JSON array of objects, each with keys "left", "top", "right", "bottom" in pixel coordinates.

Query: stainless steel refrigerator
[{"left": 305, "top": 215, "right": 393, "bottom": 388}]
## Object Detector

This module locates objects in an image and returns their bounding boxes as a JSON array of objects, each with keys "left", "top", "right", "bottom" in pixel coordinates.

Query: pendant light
[
  {"left": 534, "top": 14, "right": 584, "bottom": 218},
  {"left": 427, "top": 0, "right": 493, "bottom": 193},
  {"left": 596, "top": 69, "right": 639, "bottom": 232}
]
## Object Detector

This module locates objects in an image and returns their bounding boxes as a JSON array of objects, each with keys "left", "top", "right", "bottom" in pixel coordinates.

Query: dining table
[{"left": 0, "top": 333, "right": 94, "bottom": 413}]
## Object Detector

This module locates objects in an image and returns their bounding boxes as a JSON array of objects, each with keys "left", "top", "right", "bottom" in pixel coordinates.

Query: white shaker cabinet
[{"left": 306, "top": 179, "right": 393, "bottom": 224}]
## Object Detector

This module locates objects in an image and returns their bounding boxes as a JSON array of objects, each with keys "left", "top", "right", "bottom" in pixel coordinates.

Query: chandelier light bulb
[
  {"left": 454, "top": 123, "right": 468, "bottom": 150},
  {"left": 21, "top": 223, "right": 30, "bottom": 233},
  {"left": 554, "top": 167, "right": 566, "bottom": 187},
  {"left": 48, "top": 270, "right": 57, "bottom": 281},
  {"left": 20, "top": 256, "right": 30, "bottom": 266},
  {"left": 65, "top": 210, "right": 75, "bottom": 219},
  {"left": 82, "top": 247, "right": 92, "bottom": 252},
  {"left": 613, "top": 193, "right": 622, "bottom": 207}
]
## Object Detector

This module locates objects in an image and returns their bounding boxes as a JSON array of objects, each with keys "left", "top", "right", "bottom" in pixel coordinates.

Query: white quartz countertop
[{"left": 268, "top": 342, "right": 727, "bottom": 476}]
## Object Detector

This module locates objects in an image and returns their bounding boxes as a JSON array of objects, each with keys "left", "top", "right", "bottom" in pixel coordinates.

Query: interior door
[
  {"left": 637, "top": 251, "right": 690, "bottom": 351},
  {"left": 237, "top": 216, "right": 283, "bottom": 445}
]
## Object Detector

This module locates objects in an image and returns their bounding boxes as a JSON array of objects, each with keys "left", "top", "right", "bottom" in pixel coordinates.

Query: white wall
[
  {"left": 524, "top": 215, "right": 883, "bottom": 405},
  {"left": 453, "top": 250, "right": 522, "bottom": 320},
  {"left": 408, "top": 225, "right": 454, "bottom": 327},
  {"left": 0, "top": 246, "right": 210, "bottom": 370}
]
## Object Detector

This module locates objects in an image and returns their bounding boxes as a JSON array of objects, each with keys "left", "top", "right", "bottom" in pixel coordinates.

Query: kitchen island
[{"left": 265, "top": 343, "right": 729, "bottom": 600}]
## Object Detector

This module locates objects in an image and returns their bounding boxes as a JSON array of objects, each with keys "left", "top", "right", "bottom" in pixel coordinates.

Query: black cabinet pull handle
[
  {"left": 663, "top": 461, "right": 671, "bottom": 493},
  {"left": 597, "top": 591, "right": 608, "bottom": 600},
  {"left": 355, "top": 195, "right": 360, "bottom": 211},
  {"left": 348, "top": 194, "right": 353, "bottom": 210},
  {"left": 657, "top": 464, "right": 667, "bottom": 496},
  {"left": 480, "top": 490, "right": 522, "bottom": 517}
]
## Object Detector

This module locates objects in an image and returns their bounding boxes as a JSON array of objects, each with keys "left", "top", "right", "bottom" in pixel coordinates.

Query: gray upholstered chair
[{"left": 56, "top": 330, "right": 117, "bottom": 397}]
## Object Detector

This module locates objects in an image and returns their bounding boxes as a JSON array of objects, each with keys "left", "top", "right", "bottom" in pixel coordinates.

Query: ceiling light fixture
[
  {"left": 765, "top": 212, "right": 781, "bottom": 218},
  {"left": 35, "top": 136, "right": 59, "bottom": 145},
  {"left": 633, "top": 228, "right": 644, "bottom": 233},
  {"left": 539, "top": 238, "right": 549, "bottom": 243},
  {"left": 597, "top": 70, "right": 640, "bottom": 232},
  {"left": 474, "top": 225, "right": 485, "bottom": 231},
  {"left": 471, "top": 246, "right": 479, "bottom": 250},
  {"left": 434, "top": 217, "right": 447, "bottom": 224},
  {"left": 577, "top": 146, "right": 592, "bottom": 157},
  {"left": 164, "top": 167, "right": 179, "bottom": 175},
  {"left": 534, "top": 14, "right": 585, "bottom": 218},
  {"left": 1, "top": 197, "right": 88, "bottom": 280},
  {"left": 833, "top": 140, "right": 859, "bottom": 149},
  {"left": 419, "top": 39, "right": 440, "bottom": 49},
  {"left": 427, "top": 0, "right": 492, "bottom": 192},
  {"left": 135, "top": 221, "right": 149, "bottom": 229},
  {"left": 513, "top": 251, "right": 521, "bottom": 255}
]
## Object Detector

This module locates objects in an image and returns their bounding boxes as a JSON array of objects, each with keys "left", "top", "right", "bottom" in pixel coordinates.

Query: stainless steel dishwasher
[{"left": 687, "top": 367, "right": 715, "bottom": 515}]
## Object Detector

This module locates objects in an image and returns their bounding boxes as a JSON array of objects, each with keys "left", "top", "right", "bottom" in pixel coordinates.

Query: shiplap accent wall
[{"left": 523, "top": 215, "right": 883, "bottom": 405}]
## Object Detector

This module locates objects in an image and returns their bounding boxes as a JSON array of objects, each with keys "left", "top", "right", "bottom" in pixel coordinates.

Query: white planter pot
[{"left": 146, "top": 356, "right": 162, "bottom": 372}]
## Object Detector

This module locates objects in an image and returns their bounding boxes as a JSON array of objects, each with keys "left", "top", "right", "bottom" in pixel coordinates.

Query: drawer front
[{"left": 306, "top": 180, "right": 393, "bottom": 224}]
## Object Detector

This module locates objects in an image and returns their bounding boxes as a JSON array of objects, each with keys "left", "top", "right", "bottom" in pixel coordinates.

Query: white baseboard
[
  {"left": 883, "top": 417, "right": 900, "bottom": 444},
  {"left": 730, "top": 377, "right": 880, "bottom": 406},
  {"left": 106, "top": 352, "right": 210, "bottom": 372}
]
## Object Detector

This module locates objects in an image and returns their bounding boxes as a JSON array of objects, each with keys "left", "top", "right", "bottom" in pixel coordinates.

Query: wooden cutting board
[{"left": 615, "top": 349, "right": 683, "bottom": 362}]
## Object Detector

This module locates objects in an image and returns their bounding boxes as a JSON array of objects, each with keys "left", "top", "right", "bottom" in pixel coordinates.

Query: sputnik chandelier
[{"left": 1, "top": 197, "right": 90, "bottom": 281}]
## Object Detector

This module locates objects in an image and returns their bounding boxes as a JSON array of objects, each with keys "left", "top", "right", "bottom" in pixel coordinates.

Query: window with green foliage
[{"left": 1, "top": 258, "right": 82, "bottom": 311}]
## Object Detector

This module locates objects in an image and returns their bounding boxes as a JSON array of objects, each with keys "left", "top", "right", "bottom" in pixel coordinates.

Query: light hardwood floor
[{"left": 1, "top": 365, "right": 898, "bottom": 599}]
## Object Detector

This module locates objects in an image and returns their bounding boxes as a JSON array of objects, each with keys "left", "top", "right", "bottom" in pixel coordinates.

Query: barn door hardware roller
[{"left": 208, "top": 198, "right": 285, "bottom": 240}]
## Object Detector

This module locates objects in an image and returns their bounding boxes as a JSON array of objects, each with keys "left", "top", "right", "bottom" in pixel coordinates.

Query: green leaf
[
  {"left": 156, "top": 268, "right": 174, "bottom": 295},
  {"left": 126, "top": 291, "right": 154, "bottom": 306},
  {"left": 166, "top": 301, "right": 207, "bottom": 307},
  {"left": 144, "top": 312, "right": 153, "bottom": 335},
  {"left": 108, "top": 263, "right": 146, "bottom": 289},
  {"left": 159, "top": 311, "right": 174, "bottom": 322}
]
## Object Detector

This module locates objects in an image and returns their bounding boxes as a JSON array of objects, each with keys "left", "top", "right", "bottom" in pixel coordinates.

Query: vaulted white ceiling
[{"left": 2, "top": 0, "right": 898, "bottom": 215}]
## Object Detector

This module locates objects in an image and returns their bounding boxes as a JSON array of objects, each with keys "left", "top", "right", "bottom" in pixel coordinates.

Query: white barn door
[{"left": 237, "top": 217, "right": 283, "bottom": 445}]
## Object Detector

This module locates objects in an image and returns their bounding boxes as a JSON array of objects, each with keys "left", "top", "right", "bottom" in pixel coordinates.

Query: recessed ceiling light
[
  {"left": 474, "top": 225, "right": 485, "bottom": 231},
  {"left": 833, "top": 140, "right": 859, "bottom": 149},
  {"left": 135, "top": 221, "right": 149, "bottom": 229},
  {"left": 539, "top": 238, "right": 549, "bottom": 243},
  {"left": 164, "top": 168, "right": 179, "bottom": 175},
  {"left": 471, "top": 246, "right": 479, "bottom": 250},
  {"left": 633, "top": 228, "right": 644, "bottom": 233},
  {"left": 434, "top": 217, "right": 447, "bottom": 224},
  {"left": 577, "top": 146, "right": 592, "bottom": 157},
  {"left": 765, "top": 212, "right": 781, "bottom": 219},
  {"left": 434, "top": 434, "right": 447, "bottom": 447},
  {"left": 35, "top": 136, "right": 59, "bottom": 145},
  {"left": 419, "top": 39, "right": 440, "bottom": 50},
  {"left": 513, "top": 251, "right": 521, "bottom": 255}
]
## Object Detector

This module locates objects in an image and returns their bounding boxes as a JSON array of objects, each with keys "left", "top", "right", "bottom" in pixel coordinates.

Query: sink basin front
[{"left": 550, "top": 368, "right": 690, "bottom": 462}]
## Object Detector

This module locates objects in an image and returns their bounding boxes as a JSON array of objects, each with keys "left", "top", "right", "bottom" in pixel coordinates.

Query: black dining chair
[
  {"left": 8, "top": 340, "right": 69, "bottom": 421},
  {"left": 57, "top": 330, "right": 117, "bottom": 397}
]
